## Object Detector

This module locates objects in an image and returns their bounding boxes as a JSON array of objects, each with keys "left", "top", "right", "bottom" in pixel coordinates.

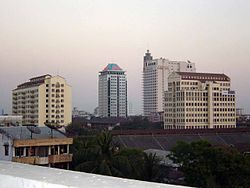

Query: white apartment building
[
  {"left": 143, "top": 50, "right": 196, "bottom": 116},
  {"left": 98, "top": 64, "right": 127, "bottom": 117},
  {"left": 164, "top": 72, "right": 236, "bottom": 129},
  {"left": 12, "top": 74, "right": 72, "bottom": 126}
]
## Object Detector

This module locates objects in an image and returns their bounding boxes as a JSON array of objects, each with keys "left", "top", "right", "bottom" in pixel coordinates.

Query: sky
[{"left": 0, "top": 0, "right": 250, "bottom": 115}]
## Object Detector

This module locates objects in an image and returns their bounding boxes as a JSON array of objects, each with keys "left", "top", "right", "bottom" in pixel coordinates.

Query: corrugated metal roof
[{"left": 0, "top": 126, "right": 66, "bottom": 140}]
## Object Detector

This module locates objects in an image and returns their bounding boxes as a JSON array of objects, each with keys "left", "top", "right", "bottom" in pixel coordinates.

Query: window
[
  {"left": 4, "top": 145, "right": 9, "bottom": 156},
  {"left": 15, "top": 147, "right": 24, "bottom": 157}
]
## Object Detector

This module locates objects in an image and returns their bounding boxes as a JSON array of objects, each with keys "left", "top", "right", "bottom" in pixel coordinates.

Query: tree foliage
[
  {"left": 170, "top": 140, "right": 250, "bottom": 188},
  {"left": 72, "top": 131, "right": 162, "bottom": 181}
]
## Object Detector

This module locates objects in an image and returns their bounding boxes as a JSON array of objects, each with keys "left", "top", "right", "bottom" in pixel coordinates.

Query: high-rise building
[
  {"left": 164, "top": 72, "right": 236, "bottom": 129},
  {"left": 98, "top": 64, "right": 127, "bottom": 117},
  {"left": 143, "top": 50, "right": 196, "bottom": 116},
  {"left": 12, "top": 74, "right": 72, "bottom": 126}
]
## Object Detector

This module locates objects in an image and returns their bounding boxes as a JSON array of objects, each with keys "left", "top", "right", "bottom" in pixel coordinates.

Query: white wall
[{"left": 0, "top": 161, "right": 188, "bottom": 188}]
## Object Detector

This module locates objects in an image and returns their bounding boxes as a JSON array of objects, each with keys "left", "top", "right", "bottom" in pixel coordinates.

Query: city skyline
[{"left": 0, "top": 0, "right": 249, "bottom": 114}]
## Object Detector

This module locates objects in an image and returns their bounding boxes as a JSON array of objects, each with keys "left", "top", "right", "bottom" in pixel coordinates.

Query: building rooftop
[
  {"left": 113, "top": 128, "right": 250, "bottom": 151},
  {"left": 14, "top": 74, "right": 52, "bottom": 90},
  {"left": 0, "top": 126, "right": 66, "bottom": 140},
  {"left": 30, "top": 74, "right": 51, "bottom": 81},
  {"left": 176, "top": 72, "right": 230, "bottom": 81},
  {"left": 0, "top": 161, "right": 187, "bottom": 188},
  {"left": 102, "top": 64, "right": 123, "bottom": 72}
]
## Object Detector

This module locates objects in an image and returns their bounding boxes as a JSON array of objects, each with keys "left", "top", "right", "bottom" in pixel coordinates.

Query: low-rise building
[
  {"left": 148, "top": 111, "right": 164, "bottom": 123},
  {"left": 0, "top": 115, "right": 22, "bottom": 126},
  {"left": 164, "top": 72, "right": 236, "bottom": 129},
  {"left": 0, "top": 126, "right": 73, "bottom": 169}
]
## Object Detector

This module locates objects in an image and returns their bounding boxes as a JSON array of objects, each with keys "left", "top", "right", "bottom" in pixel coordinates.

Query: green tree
[
  {"left": 142, "top": 152, "right": 162, "bottom": 182},
  {"left": 117, "top": 148, "right": 145, "bottom": 180},
  {"left": 74, "top": 131, "right": 131, "bottom": 177},
  {"left": 170, "top": 140, "right": 250, "bottom": 188}
]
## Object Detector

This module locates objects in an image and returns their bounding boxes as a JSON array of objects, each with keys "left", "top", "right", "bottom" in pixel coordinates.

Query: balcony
[
  {"left": 12, "top": 156, "right": 49, "bottom": 165},
  {"left": 48, "top": 154, "right": 72, "bottom": 163}
]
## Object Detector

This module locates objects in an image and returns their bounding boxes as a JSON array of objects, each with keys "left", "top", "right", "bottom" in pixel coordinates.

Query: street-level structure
[
  {"left": 12, "top": 74, "right": 72, "bottom": 126},
  {"left": 98, "top": 64, "right": 127, "bottom": 117},
  {"left": 164, "top": 72, "right": 236, "bottom": 129},
  {"left": 143, "top": 50, "right": 196, "bottom": 116},
  {"left": 0, "top": 126, "right": 73, "bottom": 169}
]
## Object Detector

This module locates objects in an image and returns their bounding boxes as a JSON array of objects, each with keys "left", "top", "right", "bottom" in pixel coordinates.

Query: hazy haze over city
[{"left": 0, "top": 0, "right": 249, "bottom": 114}]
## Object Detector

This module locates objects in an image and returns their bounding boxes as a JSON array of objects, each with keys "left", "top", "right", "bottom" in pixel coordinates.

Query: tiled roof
[
  {"left": 176, "top": 72, "right": 230, "bottom": 81},
  {"left": 30, "top": 74, "right": 51, "bottom": 81},
  {"left": 102, "top": 64, "right": 123, "bottom": 71}
]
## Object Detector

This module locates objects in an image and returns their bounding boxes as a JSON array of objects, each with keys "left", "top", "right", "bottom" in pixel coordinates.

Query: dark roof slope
[
  {"left": 15, "top": 74, "right": 51, "bottom": 90},
  {"left": 113, "top": 129, "right": 250, "bottom": 151},
  {"left": 0, "top": 126, "right": 66, "bottom": 140}
]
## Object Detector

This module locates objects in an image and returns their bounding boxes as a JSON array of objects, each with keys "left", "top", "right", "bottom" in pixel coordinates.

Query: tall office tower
[
  {"left": 98, "top": 64, "right": 127, "bottom": 117},
  {"left": 12, "top": 74, "right": 72, "bottom": 126},
  {"left": 143, "top": 50, "right": 196, "bottom": 116},
  {"left": 164, "top": 72, "right": 236, "bottom": 129}
]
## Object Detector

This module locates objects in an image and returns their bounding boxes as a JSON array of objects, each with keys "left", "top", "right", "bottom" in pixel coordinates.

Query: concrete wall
[
  {"left": 0, "top": 135, "right": 12, "bottom": 161},
  {"left": 0, "top": 161, "right": 188, "bottom": 188}
]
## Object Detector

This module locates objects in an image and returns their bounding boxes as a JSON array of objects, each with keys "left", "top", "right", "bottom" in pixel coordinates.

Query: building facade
[
  {"left": 143, "top": 50, "right": 196, "bottom": 116},
  {"left": 164, "top": 72, "right": 236, "bottom": 129},
  {"left": 0, "top": 126, "right": 73, "bottom": 169},
  {"left": 98, "top": 64, "right": 127, "bottom": 117},
  {"left": 12, "top": 74, "right": 72, "bottom": 126}
]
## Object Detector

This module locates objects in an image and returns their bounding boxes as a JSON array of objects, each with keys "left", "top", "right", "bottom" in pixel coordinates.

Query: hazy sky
[{"left": 0, "top": 0, "right": 250, "bottom": 114}]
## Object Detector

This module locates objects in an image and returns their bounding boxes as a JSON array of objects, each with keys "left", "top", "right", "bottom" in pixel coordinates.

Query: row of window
[
  {"left": 164, "top": 124, "right": 235, "bottom": 129},
  {"left": 46, "top": 104, "right": 64, "bottom": 108},
  {"left": 46, "top": 83, "right": 64, "bottom": 87},
  {"left": 46, "top": 115, "right": 64, "bottom": 118},
  {"left": 13, "top": 89, "right": 38, "bottom": 95},
  {"left": 46, "top": 94, "right": 64, "bottom": 98},
  {"left": 46, "top": 89, "right": 64, "bottom": 92},
  {"left": 45, "top": 119, "right": 64, "bottom": 123}
]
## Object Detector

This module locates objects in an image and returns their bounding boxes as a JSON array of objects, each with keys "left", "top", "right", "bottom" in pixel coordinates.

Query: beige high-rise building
[
  {"left": 12, "top": 74, "right": 72, "bottom": 126},
  {"left": 164, "top": 72, "right": 236, "bottom": 129}
]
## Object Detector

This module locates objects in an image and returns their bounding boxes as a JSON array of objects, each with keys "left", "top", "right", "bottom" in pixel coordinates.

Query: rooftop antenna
[
  {"left": 56, "top": 66, "right": 60, "bottom": 76},
  {"left": 26, "top": 125, "right": 41, "bottom": 139},
  {"left": 146, "top": 43, "right": 150, "bottom": 51},
  {"left": 44, "top": 122, "right": 62, "bottom": 138}
]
